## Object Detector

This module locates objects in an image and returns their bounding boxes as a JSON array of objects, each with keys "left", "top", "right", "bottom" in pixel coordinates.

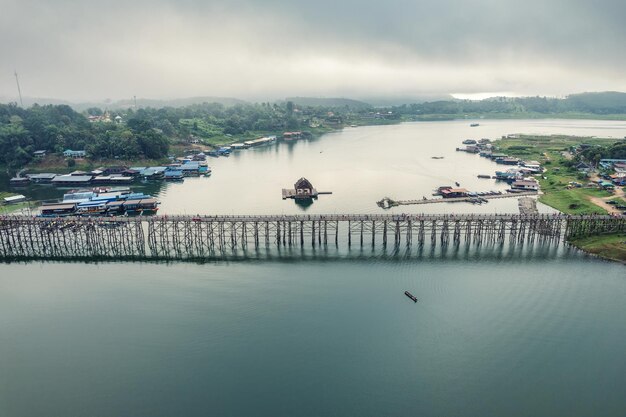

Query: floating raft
[{"left": 404, "top": 291, "right": 418, "bottom": 303}]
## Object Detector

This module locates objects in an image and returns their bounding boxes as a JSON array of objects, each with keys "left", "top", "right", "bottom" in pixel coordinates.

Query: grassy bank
[
  {"left": 493, "top": 134, "right": 625, "bottom": 262},
  {"left": 494, "top": 134, "right": 619, "bottom": 215},
  {"left": 569, "top": 234, "right": 626, "bottom": 263}
]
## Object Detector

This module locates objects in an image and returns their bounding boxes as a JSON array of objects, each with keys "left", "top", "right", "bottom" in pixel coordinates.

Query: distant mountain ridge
[
  {"left": 2, "top": 91, "right": 626, "bottom": 114},
  {"left": 285, "top": 97, "right": 372, "bottom": 109}
]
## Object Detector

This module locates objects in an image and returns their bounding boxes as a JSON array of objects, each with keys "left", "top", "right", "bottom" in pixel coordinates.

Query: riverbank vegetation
[
  {"left": 494, "top": 134, "right": 625, "bottom": 214},
  {"left": 569, "top": 233, "right": 626, "bottom": 263},
  {"left": 392, "top": 92, "right": 626, "bottom": 121},
  {"left": 493, "top": 134, "right": 626, "bottom": 261},
  {"left": 0, "top": 100, "right": 398, "bottom": 173},
  {"left": 3, "top": 91, "right": 626, "bottom": 173}
]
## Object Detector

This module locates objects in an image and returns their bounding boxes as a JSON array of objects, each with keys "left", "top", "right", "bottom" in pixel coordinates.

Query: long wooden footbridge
[{"left": 0, "top": 214, "right": 624, "bottom": 260}]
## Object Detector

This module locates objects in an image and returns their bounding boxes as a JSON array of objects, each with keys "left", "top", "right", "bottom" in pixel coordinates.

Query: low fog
[{"left": 1, "top": 0, "right": 625, "bottom": 102}]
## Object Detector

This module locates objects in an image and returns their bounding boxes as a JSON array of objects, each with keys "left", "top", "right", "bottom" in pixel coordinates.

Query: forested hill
[
  {"left": 0, "top": 103, "right": 170, "bottom": 169},
  {"left": 0, "top": 100, "right": 375, "bottom": 170},
  {"left": 392, "top": 92, "right": 626, "bottom": 117}
]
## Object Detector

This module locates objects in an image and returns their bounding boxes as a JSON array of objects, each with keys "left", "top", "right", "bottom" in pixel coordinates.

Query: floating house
[
  {"left": 495, "top": 170, "right": 521, "bottom": 182},
  {"left": 440, "top": 188, "right": 468, "bottom": 198},
  {"left": 244, "top": 136, "right": 276, "bottom": 147},
  {"left": 181, "top": 162, "right": 201, "bottom": 176},
  {"left": 40, "top": 203, "right": 77, "bottom": 217},
  {"left": 231, "top": 143, "right": 249, "bottom": 150},
  {"left": 28, "top": 173, "right": 57, "bottom": 183},
  {"left": 459, "top": 145, "right": 480, "bottom": 153},
  {"left": 9, "top": 177, "right": 30, "bottom": 186},
  {"left": 91, "top": 176, "right": 134, "bottom": 185},
  {"left": 283, "top": 131, "right": 303, "bottom": 140},
  {"left": 102, "top": 166, "right": 129, "bottom": 176},
  {"left": 496, "top": 157, "right": 520, "bottom": 165},
  {"left": 511, "top": 180, "right": 539, "bottom": 191},
  {"left": 164, "top": 170, "right": 184, "bottom": 181},
  {"left": 140, "top": 167, "right": 165, "bottom": 180},
  {"left": 52, "top": 175, "right": 93, "bottom": 186}
]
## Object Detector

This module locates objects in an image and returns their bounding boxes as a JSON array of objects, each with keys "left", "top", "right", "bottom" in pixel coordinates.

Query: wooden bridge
[{"left": 0, "top": 214, "right": 624, "bottom": 260}]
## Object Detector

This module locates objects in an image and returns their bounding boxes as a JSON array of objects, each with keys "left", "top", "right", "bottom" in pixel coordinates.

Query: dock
[
  {"left": 377, "top": 191, "right": 539, "bottom": 209},
  {"left": 518, "top": 197, "right": 539, "bottom": 215}
]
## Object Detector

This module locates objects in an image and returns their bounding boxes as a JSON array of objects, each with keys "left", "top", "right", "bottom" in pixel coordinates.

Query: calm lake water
[{"left": 1, "top": 120, "right": 625, "bottom": 417}]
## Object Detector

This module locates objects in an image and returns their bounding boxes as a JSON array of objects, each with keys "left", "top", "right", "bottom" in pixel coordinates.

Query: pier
[
  {"left": 0, "top": 214, "right": 624, "bottom": 260},
  {"left": 377, "top": 191, "right": 539, "bottom": 209}
]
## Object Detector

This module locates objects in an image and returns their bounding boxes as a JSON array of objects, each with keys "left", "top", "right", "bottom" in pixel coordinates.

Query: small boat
[
  {"left": 431, "top": 156, "right": 444, "bottom": 159},
  {"left": 477, "top": 174, "right": 491, "bottom": 179},
  {"left": 470, "top": 123, "right": 479, "bottom": 127},
  {"left": 404, "top": 291, "right": 418, "bottom": 303}
]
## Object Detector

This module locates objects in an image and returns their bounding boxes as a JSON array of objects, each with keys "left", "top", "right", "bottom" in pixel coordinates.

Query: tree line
[
  {"left": 392, "top": 92, "right": 626, "bottom": 117},
  {"left": 0, "top": 103, "right": 170, "bottom": 169}
]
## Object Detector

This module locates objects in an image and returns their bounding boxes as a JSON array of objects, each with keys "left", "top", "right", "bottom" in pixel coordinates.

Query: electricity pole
[{"left": 14, "top": 71, "right": 24, "bottom": 107}]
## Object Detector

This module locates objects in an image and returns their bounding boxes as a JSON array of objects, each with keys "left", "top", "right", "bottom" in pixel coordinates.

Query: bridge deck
[
  {"left": 1, "top": 213, "right": 623, "bottom": 260},
  {"left": 2, "top": 213, "right": 618, "bottom": 223}
]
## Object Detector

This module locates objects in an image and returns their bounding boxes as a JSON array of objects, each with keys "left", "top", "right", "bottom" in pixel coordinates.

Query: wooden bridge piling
[{"left": 1, "top": 214, "right": 624, "bottom": 260}]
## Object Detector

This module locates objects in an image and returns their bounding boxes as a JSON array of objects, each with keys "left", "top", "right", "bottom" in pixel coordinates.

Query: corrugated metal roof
[
  {"left": 52, "top": 175, "right": 92, "bottom": 182},
  {"left": 41, "top": 203, "right": 76, "bottom": 210}
]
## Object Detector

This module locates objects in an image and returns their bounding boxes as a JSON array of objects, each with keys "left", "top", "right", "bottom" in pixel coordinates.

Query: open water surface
[
  {"left": 1, "top": 252, "right": 624, "bottom": 417},
  {"left": 1, "top": 119, "right": 625, "bottom": 416},
  {"left": 4, "top": 118, "right": 626, "bottom": 215}
]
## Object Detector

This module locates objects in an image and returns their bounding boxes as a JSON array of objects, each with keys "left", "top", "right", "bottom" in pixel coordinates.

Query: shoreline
[{"left": 491, "top": 134, "right": 625, "bottom": 262}]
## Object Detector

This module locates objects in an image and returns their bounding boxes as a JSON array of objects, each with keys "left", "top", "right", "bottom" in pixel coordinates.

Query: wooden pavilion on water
[{"left": 282, "top": 177, "right": 332, "bottom": 200}]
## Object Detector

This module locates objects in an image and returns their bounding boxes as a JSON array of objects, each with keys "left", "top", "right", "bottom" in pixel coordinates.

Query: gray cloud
[{"left": 1, "top": 0, "right": 625, "bottom": 101}]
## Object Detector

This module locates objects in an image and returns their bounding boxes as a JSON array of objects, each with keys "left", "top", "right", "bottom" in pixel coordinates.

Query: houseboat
[
  {"left": 9, "top": 177, "right": 30, "bottom": 186},
  {"left": 122, "top": 198, "right": 159, "bottom": 215},
  {"left": 495, "top": 170, "right": 522, "bottom": 182},
  {"left": 40, "top": 203, "right": 77, "bottom": 217},
  {"left": 76, "top": 201, "right": 108, "bottom": 216},
  {"left": 52, "top": 175, "right": 93, "bottom": 187},
  {"left": 244, "top": 136, "right": 277, "bottom": 147},
  {"left": 164, "top": 170, "right": 184, "bottom": 181},
  {"left": 495, "top": 157, "right": 520, "bottom": 165},
  {"left": 27, "top": 173, "right": 57, "bottom": 184},
  {"left": 440, "top": 188, "right": 469, "bottom": 198},
  {"left": 511, "top": 180, "right": 539, "bottom": 191}
]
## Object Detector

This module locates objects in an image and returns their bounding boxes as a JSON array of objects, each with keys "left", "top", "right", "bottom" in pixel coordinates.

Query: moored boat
[{"left": 404, "top": 291, "right": 418, "bottom": 303}]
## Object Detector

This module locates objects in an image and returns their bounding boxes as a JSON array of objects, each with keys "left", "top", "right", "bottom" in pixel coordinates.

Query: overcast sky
[{"left": 1, "top": 0, "right": 625, "bottom": 101}]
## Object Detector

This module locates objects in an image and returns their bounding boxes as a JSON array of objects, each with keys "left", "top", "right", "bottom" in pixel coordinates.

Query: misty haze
[{"left": 1, "top": 1, "right": 625, "bottom": 417}]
